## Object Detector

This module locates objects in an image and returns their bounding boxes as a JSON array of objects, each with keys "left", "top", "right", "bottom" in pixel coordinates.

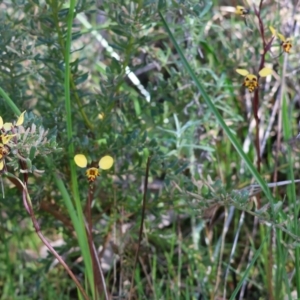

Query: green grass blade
[
  {"left": 229, "top": 233, "right": 269, "bottom": 299},
  {"left": 0, "top": 87, "right": 21, "bottom": 115},
  {"left": 64, "top": 0, "right": 94, "bottom": 297},
  {"left": 282, "top": 95, "right": 300, "bottom": 294}
]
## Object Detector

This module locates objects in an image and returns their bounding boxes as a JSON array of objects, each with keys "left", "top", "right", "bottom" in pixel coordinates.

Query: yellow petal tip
[
  {"left": 236, "top": 69, "right": 249, "bottom": 76},
  {"left": 16, "top": 111, "right": 26, "bottom": 126},
  {"left": 74, "top": 154, "right": 88, "bottom": 168},
  {"left": 259, "top": 67, "right": 273, "bottom": 77},
  {"left": 99, "top": 155, "right": 114, "bottom": 170}
]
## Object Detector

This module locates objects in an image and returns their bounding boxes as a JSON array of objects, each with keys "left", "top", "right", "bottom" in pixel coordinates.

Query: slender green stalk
[
  {"left": 159, "top": 11, "right": 274, "bottom": 211},
  {"left": 129, "top": 156, "right": 151, "bottom": 299},
  {"left": 229, "top": 233, "right": 269, "bottom": 299},
  {"left": 64, "top": 0, "right": 94, "bottom": 297},
  {"left": 282, "top": 96, "right": 300, "bottom": 295},
  {"left": 0, "top": 87, "right": 20, "bottom": 115},
  {"left": 49, "top": 1, "right": 93, "bottom": 130}
]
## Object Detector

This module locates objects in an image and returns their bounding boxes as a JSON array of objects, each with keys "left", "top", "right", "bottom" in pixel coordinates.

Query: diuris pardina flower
[
  {"left": 74, "top": 154, "right": 114, "bottom": 182},
  {"left": 236, "top": 68, "right": 273, "bottom": 92},
  {"left": 0, "top": 111, "right": 26, "bottom": 172},
  {"left": 270, "top": 26, "right": 292, "bottom": 53},
  {"left": 235, "top": 5, "right": 249, "bottom": 16}
]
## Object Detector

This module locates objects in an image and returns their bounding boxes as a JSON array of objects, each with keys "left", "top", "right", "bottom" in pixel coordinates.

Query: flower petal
[
  {"left": 2, "top": 134, "right": 16, "bottom": 144},
  {"left": 99, "top": 155, "right": 114, "bottom": 170},
  {"left": 259, "top": 67, "right": 273, "bottom": 77},
  {"left": 0, "top": 160, "right": 4, "bottom": 172},
  {"left": 16, "top": 111, "right": 26, "bottom": 126},
  {"left": 236, "top": 69, "right": 249, "bottom": 76},
  {"left": 269, "top": 26, "right": 277, "bottom": 36},
  {"left": 3, "top": 122, "right": 12, "bottom": 131},
  {"left": 277, "top": 33, "right": 286, "bottom": 42},
  {"left": 0, "top": 117, "right": 3, "bottom": 129},
  {"left": 74, "top": 154, "right": 88, "bottom": 168}
]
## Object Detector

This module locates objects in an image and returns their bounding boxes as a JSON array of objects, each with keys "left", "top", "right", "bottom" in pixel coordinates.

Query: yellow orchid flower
[
  {"left": 0, "top": 111, "right": 26, "bottom": 146},
  {"left": 270, "top": 26, "right": 292, "bottom": 53},
  {"left": 235, "top": 5, "right": 249, "bottom": 16},
  {"left": 74, "top": 154, "right": 114, "bottom": 182},
  {"left": 236, "top": 68, "right": 273, "bottom": 92},
  {"left": 0, "top": 111, "right": 26, "bottom": 132},
  {"left": 0, "top": 111, "right": 27, "bottom": 175}
]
